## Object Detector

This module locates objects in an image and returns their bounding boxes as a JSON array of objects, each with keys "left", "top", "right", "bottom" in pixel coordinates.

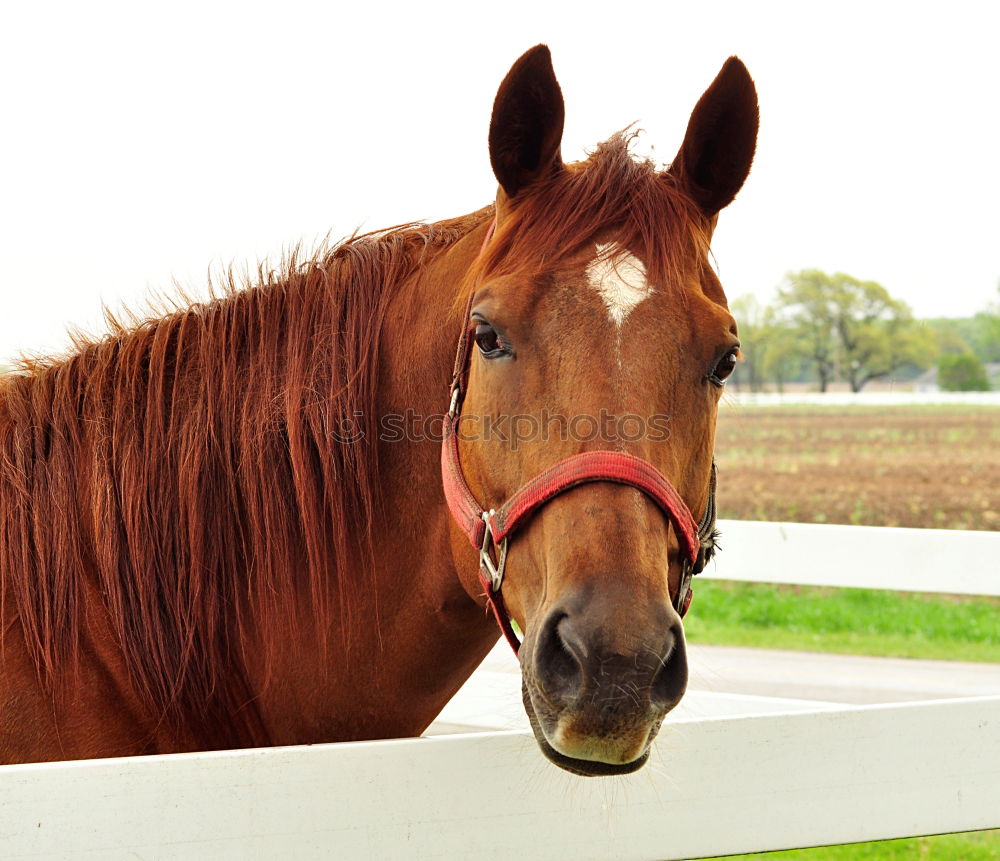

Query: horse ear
[
  {"left": 489, "top": 45, "right": 565, "bottom": 198},
  {"left": 670, "top": 57, "right": 759, "bottom": 216}
]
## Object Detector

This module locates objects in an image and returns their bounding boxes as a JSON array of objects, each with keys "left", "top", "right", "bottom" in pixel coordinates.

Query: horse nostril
[
  {"left": 534, "top": 612, "right": 583, "bottom": 702},
  {"left": 650, "top": 621, "right": 688, "bottom": 710}
]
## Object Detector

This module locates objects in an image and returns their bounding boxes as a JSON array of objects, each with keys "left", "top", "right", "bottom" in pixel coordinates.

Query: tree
[
  {"left": 972, "top": 310, "right": 1000, "bottom": 362},
  {"left": 881, "top": 321, "right": 938, "bottom": 382},
  {"left": 970, "top": 284, "right": 1000, "bottom": 363},
  {"left": 729, "top": 295, "right": 767, "bottom": 392},
  {"left": 730, "top": 295, "right": 807, "bottom": 392},
  {"left": 925, "top": 317, "right": 978, "bottom": 356},
  {"left": 938, "top": 352, "right": 990, "bottom": 391},
  {"left": 759, "top": 309, "right": 806, "bottom": 392},
  {"left": 923, "top": 285, "right": 1000, "bottom": 367},
  {"left": 778, "top": 270, "right": 934, "bottom": 392},
  {"left": 840, "top": 314, "right": 936, "bottom": 392},
  {"left": 775, "top": 270, "right": 839, "bottom": 391}
]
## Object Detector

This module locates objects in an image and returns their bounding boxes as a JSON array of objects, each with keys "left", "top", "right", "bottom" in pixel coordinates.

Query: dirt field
[{"left": 714, "top": 405, "right": 1000, "bottom": 531}]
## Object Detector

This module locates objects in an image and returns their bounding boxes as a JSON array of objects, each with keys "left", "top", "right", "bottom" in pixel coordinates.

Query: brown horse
[{"left": 0, "top": 46, "right": 757, "bottom": 775}]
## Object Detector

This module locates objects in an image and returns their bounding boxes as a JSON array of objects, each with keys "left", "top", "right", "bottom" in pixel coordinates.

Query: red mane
[{"left": 0, "top": 215, "right": 480, "bottom": 735}]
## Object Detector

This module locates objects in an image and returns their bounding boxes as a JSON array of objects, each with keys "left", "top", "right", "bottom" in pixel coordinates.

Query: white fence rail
[
  {"left": 707, "top": 520, "right": 1000, "bottom": 596},
  {"left": 725, "top": 391, "right": 1000, "bottom": 407},
  {"left": 2, "top": 522, "right": 998, "bottom": 858},
  {"left": 2, "top": 696, "right": 998, "bottom": 860}
]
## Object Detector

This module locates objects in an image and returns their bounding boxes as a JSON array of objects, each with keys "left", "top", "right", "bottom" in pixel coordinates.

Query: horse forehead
[{"left": 584, "top": 244, "right": 652, "bottom": 326}]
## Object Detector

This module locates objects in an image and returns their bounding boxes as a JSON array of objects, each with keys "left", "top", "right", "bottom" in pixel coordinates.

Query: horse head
[{"left": 447, "top": 46, "right": 757, "bottom": 776}]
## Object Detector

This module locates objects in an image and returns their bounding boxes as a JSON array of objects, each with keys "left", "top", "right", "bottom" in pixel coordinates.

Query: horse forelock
[
  {"left": 0, "top": 216, "right": 479, "bottom": 737},
  {"left": 468, "top": 131, "right": 711, "bottom": 294}
]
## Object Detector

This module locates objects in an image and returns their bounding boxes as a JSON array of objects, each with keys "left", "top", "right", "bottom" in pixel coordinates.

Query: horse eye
[
  {"left": 708, "top": 348, "right": 739, "bottom": 387},
  {"left": 474, "top": 323, "right": 508, "bottom": 358}
]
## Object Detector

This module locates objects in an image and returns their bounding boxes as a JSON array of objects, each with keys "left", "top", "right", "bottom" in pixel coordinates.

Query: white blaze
[{"left": 585, "top": 244, "right": 651, "bottom": 326}]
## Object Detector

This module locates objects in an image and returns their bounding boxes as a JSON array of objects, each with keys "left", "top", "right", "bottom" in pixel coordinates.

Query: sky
[{"left": 1, "top": 1, "right": 998, "bottom": 364}]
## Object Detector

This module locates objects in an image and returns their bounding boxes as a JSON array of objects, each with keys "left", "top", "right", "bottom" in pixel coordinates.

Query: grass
[
  {"left": 684, "top": 581, "right": 1000, "bottom": 663},
  {"left": 706, "top": 829, "right": 1000, "bottom": 859}
]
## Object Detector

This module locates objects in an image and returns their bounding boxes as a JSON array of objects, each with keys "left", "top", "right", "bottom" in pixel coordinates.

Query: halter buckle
[
  {"left": 448, "top": 386, "right": 461, "bottom": 419},
  {"left": 479, "top": 510, "right": 508, "bottom": 592}
]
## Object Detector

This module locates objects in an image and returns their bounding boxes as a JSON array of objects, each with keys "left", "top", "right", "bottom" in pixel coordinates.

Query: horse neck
[
  {"left": 245, "top": 216, "right": 502, "bottom": 745},
  {"left": 0, "top": 217, "right": 499, "bottom": 756}
]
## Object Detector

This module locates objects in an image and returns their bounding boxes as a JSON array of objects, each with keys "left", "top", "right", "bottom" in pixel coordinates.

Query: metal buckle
[
  {"left": 675, "top": 562, "right": 693, "bottom": 616},
  {"left": 479, "top": 509, "right": 508, "bottom": 592}
]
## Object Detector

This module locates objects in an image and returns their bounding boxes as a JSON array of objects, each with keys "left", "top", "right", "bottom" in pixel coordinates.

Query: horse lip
[
  {"left": 536, "top": 734, "right": 651, "bottom": 777},
  {"left": 521, "top": 679, "right": 651, "bottom": 777}
]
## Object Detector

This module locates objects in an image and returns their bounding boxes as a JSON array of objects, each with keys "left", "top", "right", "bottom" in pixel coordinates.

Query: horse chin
[
  {"left": 534, "top": 734, "right": 651, "bottom": 778},
  {"left": 521, "top": 682, "right": 652, "bottom": 777}
]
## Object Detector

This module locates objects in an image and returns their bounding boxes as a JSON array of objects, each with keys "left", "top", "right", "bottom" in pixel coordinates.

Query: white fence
[
  {"left": 725, "top": 391, "right": 1000, "bottom": 407},
  {"left": 2, "top": 697, "right": 997, "bottom": 860},
  {"left": 2, "top": 522, "right": 998, "bottom": 859},
  {"left": 707, "top": 520, "right": 1000, "bottom": 596}
]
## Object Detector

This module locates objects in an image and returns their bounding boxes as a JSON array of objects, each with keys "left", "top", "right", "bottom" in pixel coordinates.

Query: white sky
[{"left": 2, "top": 1, "right": 998, "bottom": 364}]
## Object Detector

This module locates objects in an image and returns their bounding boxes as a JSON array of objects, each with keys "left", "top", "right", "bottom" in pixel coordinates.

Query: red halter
[{"left": 440, "top": 218, "right": 717, "bottom": 653}]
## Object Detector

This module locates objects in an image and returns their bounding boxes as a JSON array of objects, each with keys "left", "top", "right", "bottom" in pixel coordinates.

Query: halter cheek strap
[{"left": 441, "top": 217, "right": 718, "bottom": 653}]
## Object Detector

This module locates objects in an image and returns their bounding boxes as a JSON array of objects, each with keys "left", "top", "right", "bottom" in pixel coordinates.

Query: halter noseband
[{"left": 440, "top": 220, "right": 718, "bottom": 653}]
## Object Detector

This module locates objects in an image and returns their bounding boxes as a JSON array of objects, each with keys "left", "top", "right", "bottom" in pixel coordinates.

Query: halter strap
[{"left": 442, "top": 424, "right": 700, "bottom": 559}]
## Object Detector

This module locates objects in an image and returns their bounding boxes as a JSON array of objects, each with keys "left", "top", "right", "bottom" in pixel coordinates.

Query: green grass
[
  {"left": 684, "top": 581, "right": 1000, "bottom": 663},
  {"left": 706, "top": 829, "right": 1000, "bottom": 859}
]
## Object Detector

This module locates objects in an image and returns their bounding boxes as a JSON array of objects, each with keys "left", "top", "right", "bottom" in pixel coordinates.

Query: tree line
[{"left": 732, "top": 270, "right": 1000, "bottom": 392}]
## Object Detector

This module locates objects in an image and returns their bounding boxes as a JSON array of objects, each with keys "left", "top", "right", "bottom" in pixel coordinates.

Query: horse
[{"left": 0, "top": 45, "right": 757, "bottom": 775}]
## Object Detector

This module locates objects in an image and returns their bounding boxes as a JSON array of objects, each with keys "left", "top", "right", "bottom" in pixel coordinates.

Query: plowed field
[{"left": 714, "top": 406, "right": 1000, "bottom": 531}]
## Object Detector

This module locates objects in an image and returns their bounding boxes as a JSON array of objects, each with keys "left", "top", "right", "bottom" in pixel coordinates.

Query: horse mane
[
  {"left": 0, "top": 215, "right": 481, "bottom": 736},
  {"left": 470, "top": 130, "right": 711, "bottom": 291}
]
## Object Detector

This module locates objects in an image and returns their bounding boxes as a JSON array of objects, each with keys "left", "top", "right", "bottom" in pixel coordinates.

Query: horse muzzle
[{"left": 518, "top": 590, "right": 688, "bottom": 776}]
